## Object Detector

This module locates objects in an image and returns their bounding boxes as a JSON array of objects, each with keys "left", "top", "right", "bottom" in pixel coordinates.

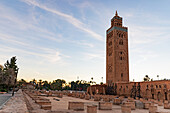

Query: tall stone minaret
[{"left": 106, "top": 11, "right": 129, "bottom": 86}]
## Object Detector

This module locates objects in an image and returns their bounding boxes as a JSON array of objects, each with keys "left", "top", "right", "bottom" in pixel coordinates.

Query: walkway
[{"left": 0, "top": 94, "right": 11, "bottom": 109}]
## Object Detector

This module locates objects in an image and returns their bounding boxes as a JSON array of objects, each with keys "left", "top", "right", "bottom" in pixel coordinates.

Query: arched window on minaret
[
  {"left": 119, "top": 34, "right": 121, "bottom": 37},
  {"left": 121, "top": 73, "right": 123, "bottom": 81},
  {"left": 121, "top": 34, "right": 123, "bottom": 38},
  {"left": 119, "top": 39, "right": 123, "bottom": 45}
]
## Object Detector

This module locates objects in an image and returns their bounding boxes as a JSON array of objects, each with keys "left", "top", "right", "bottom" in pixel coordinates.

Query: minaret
[{"left": 106, "top": 11, "right": 129, "bottom": 86}]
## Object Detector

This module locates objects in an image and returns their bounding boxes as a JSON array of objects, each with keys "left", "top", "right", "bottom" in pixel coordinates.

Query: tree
[
  {"left": 39, "top": 79, "right": 42, "bottom": 90},
  {"left": 32, "top": 78, "right": 36, "bottom": 85},
  {"left": 9, "top": 57, "right": 19, "bottom": 75},
  {"left": 2, "top": 57, "right": 19, "bottom": 95},
  {"left": 70, "top": 80, "right": 90, "bottom": 91},
  {"left": 18, "top": 79, "right": 26, "bottom": 87},
  {"left": 51, "top": 79, "right": 66, "bottom": 90},
  {"left": 42, "top": 80, "right": 50, "bottom": 90}
]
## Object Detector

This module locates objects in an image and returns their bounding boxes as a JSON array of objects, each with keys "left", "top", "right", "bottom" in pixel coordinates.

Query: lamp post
[
  {"left": 157, "top": 75, "right": 159, "bottom": 80},
  {"left": 101, "top": 77, "right": 103, "bottom": 84}
]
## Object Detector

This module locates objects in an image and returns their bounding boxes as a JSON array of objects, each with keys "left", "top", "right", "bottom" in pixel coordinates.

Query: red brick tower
[{"left": 106, "top": 11, "right": 129, "bottom": 85}]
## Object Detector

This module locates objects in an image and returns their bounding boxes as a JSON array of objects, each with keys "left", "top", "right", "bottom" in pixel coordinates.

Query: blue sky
[{"left": 0, "top": 0, "right": 170, "bottom": 83}]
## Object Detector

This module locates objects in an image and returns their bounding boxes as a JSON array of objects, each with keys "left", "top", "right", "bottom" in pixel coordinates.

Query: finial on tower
[{"left": 115, "top": 10, "right": 118, "bottom": 16}]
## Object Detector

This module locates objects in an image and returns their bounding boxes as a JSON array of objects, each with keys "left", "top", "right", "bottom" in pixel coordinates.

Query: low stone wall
[
  {"left": 103, "top": 97, "right": 110, "bottom": 102},
  {"left": 68, "top": 102, "right": 84, "bottom": 111},
  {"left": 144, "top": 102, "right": 151, "bottom": 109},
  {"left": 85, "top": 95, "right": 91, "bottom": 100},
  {"left": 87, "top": 105, "right": 97, "bottom": 113},
  {"left": 35, "top": 100, "right": 51, "bottom": 105},
  {"left": 98, "top": 102, "right": 112, "bottom": 110},
  {"left": 121, "top": 105, "right": 131, "bottom": 113},
  {"left": 123, "top": 101, "right": 135, "bottom": 110},
  {"left": 158, "top": 100, "right": 163, "bottom": 106},
  {"left": 113, "top": 98, "right": 121, "bottom": 105},
  {"left": 164, "top": 101, "right": 170, "bottom": 109},
  {"left": 41, "top": 105, "right": 52, "bottom": 110},
  {"left": 149, "top": 105, "right": 157, "bottom": 113}
]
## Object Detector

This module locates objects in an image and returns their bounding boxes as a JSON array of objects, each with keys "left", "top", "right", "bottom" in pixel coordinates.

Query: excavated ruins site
[{"left": 0, "top": 89, "right": 170, "bottom": 113}]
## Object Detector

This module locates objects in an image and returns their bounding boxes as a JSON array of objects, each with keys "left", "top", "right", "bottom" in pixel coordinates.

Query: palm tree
[
  {"left": 18, "top": 79, "right": 26, "bottom": 89},
  {"left": 32, "top": 78, "right": 36, "bottom": 85},
  {"left": 42, "top": 80, "right": 49, "bottom": 90},
  {"left": 39, "top": 79, "right": 42, "bottom": 90}
]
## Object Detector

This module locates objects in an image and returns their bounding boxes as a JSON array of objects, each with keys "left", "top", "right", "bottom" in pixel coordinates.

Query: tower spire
[{"left": 115, "top": 10, "right": 118, "bottom": 16}]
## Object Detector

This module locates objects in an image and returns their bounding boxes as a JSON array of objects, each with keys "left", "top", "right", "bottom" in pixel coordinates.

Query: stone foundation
[
  {"left": 121, "top": 105, "right": 131, "bottom": 113},
  {"left": 123, "top": 101, "right": 135, "bottom": 110},
  {"left": 113, "top": 98, "right": 121, "bottom": 105},
  {"left": 164, "top": 101, "right": 170, "bottom": 109},
  {"left": 144, "top": 102, "right": 151, "bottom": 109},
  {"left": 87, "top": 105, "right": 97, "bottom": 113},
  {"left": 85, "top": 95, "right": 91, "bottom": 100},
  {"left": 68, "top": 102, "right": 84, "bottom": 111},
  {"left": 98, "top": 102, "right": 112, "bottom": 110},
  {"left": 41, "top": 105, "right": 51, "bottom": 110},
  {"left": 149, "top": 105, "right": 157, "bottom": 113}
]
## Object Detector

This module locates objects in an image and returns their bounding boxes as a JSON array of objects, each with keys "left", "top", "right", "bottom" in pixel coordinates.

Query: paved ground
[
  {"left": 0, "top": 94, "right": 11, "bottom": 109},
  {"left": 0, "top": 92, "right": 170, "bottom": 113},
  {"left": 45, "top": 96, "right": 151, "bottom": 113},
  {"left": 0, "top": 90, "right": 28, "bottom": 113}
]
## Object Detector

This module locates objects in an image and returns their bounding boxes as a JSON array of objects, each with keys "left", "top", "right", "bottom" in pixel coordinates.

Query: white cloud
[
  {"left": 84, "top": 53, "right": 104, "bottom": 60},
  {"left": 22, "top": 0, "right": 103, "bottom": 41},
  {"left": 0, "top": 43, "right": 68, "bottom": 64}
]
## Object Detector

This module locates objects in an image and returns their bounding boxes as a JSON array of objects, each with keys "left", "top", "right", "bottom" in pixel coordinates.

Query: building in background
[{"left": 87, "top": 11, "right": 170, "bottom": 101}]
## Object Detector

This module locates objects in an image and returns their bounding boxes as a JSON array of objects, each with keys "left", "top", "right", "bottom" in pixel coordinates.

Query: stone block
[
  {"left": 114, "top": 98, "right": 121, "bottom": 105},
  {"left": 121, "top": 105, "right": 131, "bottom": 113},
  {"left": 154, "top": 100, "right": 158, "bottom": 104},
  {"left": 80, "top": 94, "right": 85, "bottom": 99},
  {"left": 68, "top": 102, "right": 84, "bottom": 111},
  {"left": 76, "top": 94, "right": 80, "bottom": 98},
  {"left": 149, "top": 105, "right": 157, "bottom": 113},
  {"left": 164, "top": 103, "right": 170, "bottom": 109},
  {"left": 135, "top": 100, "right": 144, "bottom": 109},
  {"left": 99, "top": 102, "right": 112, "bottom": 110},
  {"left": 58, "top": 93, "right": 63, "bottom": 98},
  {"left": 103, "top": 97, "right": 110, "bottom": 102},
  {"left": 85, "top": 95, "right": 91, "bottom": 100},
  {"left": 87, "top": 105, "right": 97, "bottom": 113},
  {"left": 67, "top": 93, "right": 72, "bottom": 97},
  {"left": 94, "top": 96, "right": 101, "bottom": 101},
  {"left": 35, "top": 100, "right": 51, "bottom": 105},
  {"left": 144, "top": 102, "right": 151, "bottom": 109},
  {"left": 48, "top": 92, "right": 52, "bottom": 96},
  {"left": 41, "top": 105, "right": 52, "bottom": 110},
  {"left": 124, "top": 102, "right": 135, "bottom": 110},
  {"left": 158, "top": 101, "right": 163, "bottom": 106}
]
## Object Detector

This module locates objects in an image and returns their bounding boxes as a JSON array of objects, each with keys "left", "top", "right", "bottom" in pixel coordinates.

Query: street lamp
[
  {"left": 101, "top": 77, "right": 103, "bottom": 83},
  {"left": 157, "top": 75, "right": 159, "bottom": 80}
]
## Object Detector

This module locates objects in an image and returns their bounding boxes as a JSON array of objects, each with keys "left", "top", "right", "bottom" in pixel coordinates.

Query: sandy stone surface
[
  {"left": 0, "top": 91, "right": 170, "bottom": 113},
  {"left": 0, "top": 89, "right": 28, "bottom": 113},
  {"left": 45, "top": 95, "right": 170, "bottom": 113}
]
